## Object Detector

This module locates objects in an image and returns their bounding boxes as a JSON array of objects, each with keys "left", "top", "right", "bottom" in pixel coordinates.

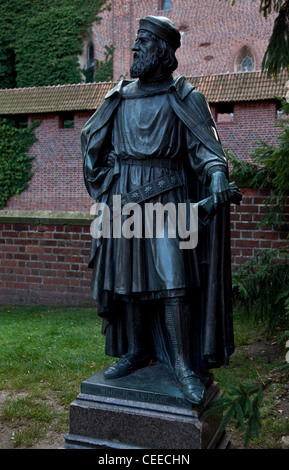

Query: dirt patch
[
  {"left": 227, "top": 337, "right": 289, "bottom": 449},
  {"left": 244, "top": 337, "right": 289, "bottom": 415},
  {"left": 0, "top": 390, "right": 65, "bottom": 449},
  {"left": 0, "top": 391, "right": 19, "bottom": 449},
  {"left": 245, "top": 337, "right": 285, "bottom": 363}
]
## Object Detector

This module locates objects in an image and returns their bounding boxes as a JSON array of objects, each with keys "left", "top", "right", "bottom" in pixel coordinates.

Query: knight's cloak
[{"left": 81, "top": 76, "right": 234, "bottom": 372}]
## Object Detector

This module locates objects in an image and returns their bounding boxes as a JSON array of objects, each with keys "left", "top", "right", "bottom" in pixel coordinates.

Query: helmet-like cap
[{"left": 138, "top": 16, "right": 181, "bottom": 51}]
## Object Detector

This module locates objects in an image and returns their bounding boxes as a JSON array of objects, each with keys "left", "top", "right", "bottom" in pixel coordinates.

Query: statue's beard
[{"left": 130, "top": 50, "right": 161, "bottom": 79}]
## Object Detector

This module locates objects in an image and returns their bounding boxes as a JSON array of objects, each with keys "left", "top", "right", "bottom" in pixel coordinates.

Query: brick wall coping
[{"left": 0, "top": 210, "right": 93, "bottom": 226}]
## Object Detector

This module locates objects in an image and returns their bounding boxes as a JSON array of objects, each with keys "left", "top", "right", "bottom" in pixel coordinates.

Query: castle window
[
  {"left": 59, "top": 112, "right": 74, "bottom": 129},
  {"left": 276, "top": 100, "right": 284, "bottom": 118},
  {"left": 240, "top": 55, "right": 254, "bottom": 72},
  {"left": 235, "top": 46, "right": 255, "bottom": 73},
  {"left": 160, "top": 0, "right": 171, "bottom": 10},
  {"left": 88, "top": 43, "right": 94, "bottom": 69},
  {"left": 13, "top": 115, "right": 28, "bottom": 128},
  {"left": 86, "top": 43, "right": 95, "bottom": 82},
  {"left": 216, "top": 102, "right": 234, "bottom": 123}
]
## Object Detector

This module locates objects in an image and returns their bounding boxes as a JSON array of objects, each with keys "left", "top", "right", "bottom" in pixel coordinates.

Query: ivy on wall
[
  {"left": 0, "top": 0, "right": 113, "bottom": 207},
  {"left": 0, "top": 0, "right": 108, "bottom": 88},
  {"left": 0, "top": 119, "right": 38, "bottom": 209}
]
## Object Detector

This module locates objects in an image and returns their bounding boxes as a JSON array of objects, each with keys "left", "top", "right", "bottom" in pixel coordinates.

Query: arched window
[
  {"left": 235, "top": 46, "right": 255, "bottom": 72},
  {"left": 240, "top": 55, "right": 254, "bottom": 72}
]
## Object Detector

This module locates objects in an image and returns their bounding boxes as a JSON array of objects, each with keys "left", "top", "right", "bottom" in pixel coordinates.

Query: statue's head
[{"left": 130, "top": 16, "right": 181, "bottom": 80}]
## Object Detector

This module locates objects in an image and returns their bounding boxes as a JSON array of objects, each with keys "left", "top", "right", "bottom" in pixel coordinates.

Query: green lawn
[
  {"left": 0, "top": 305, "right": 288, "bottom": 448},
  {"left": 0, "top": 305, "right": 113, "bottom": 447}
]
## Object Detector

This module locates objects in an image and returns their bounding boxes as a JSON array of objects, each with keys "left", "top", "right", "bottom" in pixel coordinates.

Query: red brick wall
[
  {"left": 231, "top": 188, "right": 289, "bottom": 266},
  {"left": 211, "top": 101, "right": 280, "bottom": 162},
  {"left": 5, "top": 100, "right": 281, "bottom": 211},
  {"left": 0, "top": 219, "right": 94, "bottom": 306},
  {"left": 5, "top": 111, "right": 94, "bottom": 212},
  {"left": 0, "top": 196, "right": 288, "bottom": 306},
  {"left": 98, "top": 0, "right": 276, "bottom": 80}
]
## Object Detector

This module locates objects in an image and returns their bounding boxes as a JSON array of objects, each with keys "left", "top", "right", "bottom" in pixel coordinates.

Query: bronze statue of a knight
[{"left": 81, "top": 16, "right": 241, "bottom": 405}]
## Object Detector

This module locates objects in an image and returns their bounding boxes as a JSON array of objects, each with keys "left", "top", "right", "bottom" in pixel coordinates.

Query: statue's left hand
[
  {"left": 106, "top": 154, "right": 116, "bottom": 167},
  {"left": 210, "top": 171, "right": 230, "bottom": 209}
]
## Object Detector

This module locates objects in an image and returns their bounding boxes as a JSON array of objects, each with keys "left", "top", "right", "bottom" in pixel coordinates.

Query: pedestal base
[{"left": 64, "top": 362, "right": 228, "bottom": 449}]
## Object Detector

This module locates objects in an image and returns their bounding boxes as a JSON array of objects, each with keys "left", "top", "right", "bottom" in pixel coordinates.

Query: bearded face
[
  {"left": 130, "top": 30, "right": 163, "bottom": 79},
  {"left": 130, "top": 49, "right": 161, "bottom": 79}
]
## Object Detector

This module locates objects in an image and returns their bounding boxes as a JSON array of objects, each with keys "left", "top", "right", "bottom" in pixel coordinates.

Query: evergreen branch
[
  {"left": 262, "top": 0, "right": 289, "bottom": 76},
  {"left": 227, "top": 101, "right": 289, "bottom": 229},
  {"left": 260, "top": 0, "right": 285, "bottom": 17},
  {"left": 207, "top": 358, "right": 289, "bottom": 446}
]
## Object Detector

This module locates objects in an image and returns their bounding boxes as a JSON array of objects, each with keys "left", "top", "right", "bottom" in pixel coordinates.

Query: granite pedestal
[{"left": 64, "top": 362, "right": 227, "bottom": 449}]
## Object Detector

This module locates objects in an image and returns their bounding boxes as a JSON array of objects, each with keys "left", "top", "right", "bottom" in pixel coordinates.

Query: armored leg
[
  {"left": 104, "top": 303, "right": 149, "bottom": 379},
  {"left": 164, "top": 300, "right": 206, "bottom": 405}
]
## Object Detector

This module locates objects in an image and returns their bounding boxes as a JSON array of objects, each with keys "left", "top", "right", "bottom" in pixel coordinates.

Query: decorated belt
[
  {"left": 109, "top": 171, "right": 184, "bottom": 216},
  {"left": 122, "top": 171, "right": 184, "bottom": 206}
]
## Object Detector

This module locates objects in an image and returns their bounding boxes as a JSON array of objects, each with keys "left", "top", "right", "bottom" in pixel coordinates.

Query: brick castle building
[{"left": 89, "top": 0, "right": 276, "bottom": 80}]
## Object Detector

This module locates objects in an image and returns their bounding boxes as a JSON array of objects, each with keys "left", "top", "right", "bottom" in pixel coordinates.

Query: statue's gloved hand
[{"left": 210, "top": 171, "right": 230, "bottom": 209}]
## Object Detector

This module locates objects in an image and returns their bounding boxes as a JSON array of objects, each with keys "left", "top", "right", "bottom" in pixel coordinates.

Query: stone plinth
[{"left": 64, "top": 362, "right": 226, "bottom": 449}]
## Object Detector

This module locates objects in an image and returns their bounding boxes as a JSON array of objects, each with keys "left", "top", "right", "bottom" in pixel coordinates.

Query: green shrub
[
  {"left": 227, "top": 100, "right": 289, "bottom": 228},
  {"left": 232, "top": 248, "right": 289, "bottom": 330}
]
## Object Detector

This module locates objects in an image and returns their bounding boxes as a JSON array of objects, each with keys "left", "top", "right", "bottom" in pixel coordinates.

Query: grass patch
[
  {"left": 0, "top": 306, "right": 288, "bottom": 448},
  {"left": 214, "top": 311, "right": 289, "bottom": 448},
  {"left": 0, "top": 305, "right": 112, "bottom": 390},
  {"left": 0, "top": 305, "right": 113, "bottom": 447}
]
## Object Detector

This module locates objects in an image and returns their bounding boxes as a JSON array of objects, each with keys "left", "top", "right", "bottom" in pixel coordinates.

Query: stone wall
[
  {"left": 210, "top": 101, "right": 280, "bottom": 163},
  {"left": 230, "top": 188, "right": 289, "bottom": 266}
]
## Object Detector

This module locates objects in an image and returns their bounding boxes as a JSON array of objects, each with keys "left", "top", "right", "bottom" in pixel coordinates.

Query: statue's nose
[{"left": 131, "top": 41, "right": 140, "bottom": 52}]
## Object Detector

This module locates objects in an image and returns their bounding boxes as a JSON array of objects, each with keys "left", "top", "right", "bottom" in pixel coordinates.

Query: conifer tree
[{"left": 261, "top": 0, "right": 289, "bottom": 75}]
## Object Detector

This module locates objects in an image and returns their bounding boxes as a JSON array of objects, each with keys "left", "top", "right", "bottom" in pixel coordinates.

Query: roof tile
[
  {"left": 0, "top": 70, "right": 288, "bottom": 115},
  {"left": 189, "top": 69, "right": 289, "bottom": 102},
  {"left": 0, "top": 82, "right": 115, "bottom": 115}
]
